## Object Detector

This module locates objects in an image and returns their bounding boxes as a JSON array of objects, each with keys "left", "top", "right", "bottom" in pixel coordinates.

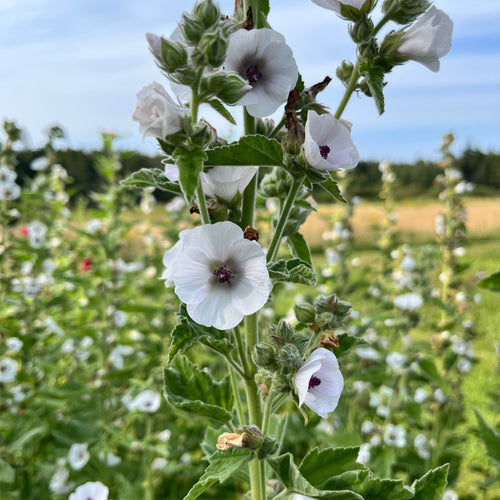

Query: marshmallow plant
[{"left": 124, "top": 0, "right": 454, "bottom": 498}]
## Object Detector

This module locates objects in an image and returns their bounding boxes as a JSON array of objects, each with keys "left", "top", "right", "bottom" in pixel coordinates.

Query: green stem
[
  {"left": 334, "top": 59, "right": 361, "bottom": 120},
  {"left": 196, "top": 183, "right": 211, "bottom": 225},
  {"left": 234, "top": 326, "right": 252, "bottom": 378},
  {"left": 241, "top": 109, "right": 257, "bottom": 229},
  {"left": 143, "top": 418, "right": 154, "bottom": 500},
  {"left": 268, "top": 115, "right": 286, "bottom": 138},
  {"left": 229, "top": 364, "right": 246, "bottom": 424},
  {"left": 266, "top": 175, "right": 305, "bottom": 263},
  {"left": 372, "top": 2, "right": 399, "bottom": 36}
]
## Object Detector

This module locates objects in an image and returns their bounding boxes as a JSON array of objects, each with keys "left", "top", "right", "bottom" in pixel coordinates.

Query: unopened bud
[
  {"left": 253, "top": 342, "right": 278, "bottom": 370},
  {"left": 294, "top": 302, "right": 316, "bottom": 324},
  {"left": 204, "top": 72, "right": 251, "bottom": 104},
  {"left": 358, "top": 38, "right": 378, "bottom": 60},
  {"left": 194, "top": 0, "right": 220, "bottom": 28},
  {"left": 282, "top": 122, "right": 305, "bottom": 155},
  {"left": 180, "top": 13, "right": 205, "bottom": 45},
  {"left": 350, "top": 15, "right": 374, "bottom": 44},
  {"left": 336, "top": 61, "right": 355, "bottom": 87},
  {"left": 198, "top": 29, "right": 229, "bottom": 68},
  {"left": 149, "top": 36, "right": 188, "bottom": 73},
  {"left": 277, "top": 344, "right": 303, "bottom": 371},
  {"left": 382, "top": 0, "right": 431, "bottom": 24},
  {"left": 276, "top": 320, "right": 296, "bottom": 342}
]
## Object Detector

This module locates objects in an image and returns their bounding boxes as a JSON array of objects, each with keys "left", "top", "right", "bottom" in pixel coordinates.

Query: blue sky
[{"left": 1, "top": 0, "right": 499, "bottom": 162}]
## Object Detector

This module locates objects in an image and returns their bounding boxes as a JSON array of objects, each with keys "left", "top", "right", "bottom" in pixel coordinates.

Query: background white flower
[
  {"left": 0, "top": 357, "right": 19, "bottom": 383},
  {"left": 128, "top": 390, "right": 161, "bottom": 413},
  {"left": 200, "top": 166, "right": 258, "bottom": 202},
  {"left": 224, "top": 28, "right": 298, "bottom": 118},
  {"left": 304, "top": 110, "right": 359, "bottom": 171},
  {"left": 68, "top": 443, "right": 89, "bottom": 470},
  {"left": 294, "top": 348, "right": 344, "bottom": 418},
  {"left": 30, "top": 157, "right": 50, "bottom": 171},
  {"left": 163, "top": 221, "right": 272, "bottom": 330},
  {"left": 310, "top": 0, "right": 366, "bottom": 15},
  {"left": 393, "top": 292, "right": 423, "bottom": 311},
  {"left": 68, "top": 481, "right": 109, "bottom": 500},
  {"left": 132, "top": 82, "right": 187, "bottom": 139},
  {"left": 396, "top": 6, "right": 453, "bottom": 72}
]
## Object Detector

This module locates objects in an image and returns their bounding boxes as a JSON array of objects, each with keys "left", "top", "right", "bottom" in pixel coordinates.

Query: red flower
[
  {"left": 78, "top": 258, "right": 92, "bottom": 273},
  {"left": 20, "top": 226, "right": 29, "bottom": 236}
]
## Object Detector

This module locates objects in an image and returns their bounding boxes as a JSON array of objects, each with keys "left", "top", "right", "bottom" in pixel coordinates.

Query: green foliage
[
  {"left": 411, "top": 464, "right": 449, "bottom": 500},
  {"left": 120, "top": 167, "right": 182, "bottom": 194},
  {"left": 173, "top": 145, "right": 207, "bottom": 203},
  {"left": 319, "top": 175, "right": 347, "bottom": 203},
  {"left": 287, "top": 232, "right": 313, "bottom": 265},
  {"left": 268, "top": 258, "right": 317, "bottom": 286},
  {"left": 359, "top": 62, "right": 385, "bottom": 115},
  {"left": 475, "top": 409, "right": 500, "bottom": 464},
  {"left": 478, "top": 271, "right": 500, "bottom": 293}
]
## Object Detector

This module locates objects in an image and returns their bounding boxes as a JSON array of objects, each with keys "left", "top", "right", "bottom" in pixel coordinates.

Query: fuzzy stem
[
  {"left": 334, "top": 59, "right": 361, "bottom": 120},
  {"left": 241, "top": 109, "right": 257, "bottom": 229},
  {"left": 266, "top": 174, "right": 305, "bottom": 263}
]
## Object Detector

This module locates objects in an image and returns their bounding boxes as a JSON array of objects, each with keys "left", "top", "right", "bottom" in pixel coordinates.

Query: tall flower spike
[
  {"left": 224, "top": 28, "right": 298, "bottom": 118},
  {"left": 294, "top": 348, "right": 344, "bottom": 418},
  {"left": 396, "top": 6, "right": 453, "bottom": 72},
  {"left": 304, "top": 110, "right": 359, "bottom": 171},
  {"left": 161, "top": 221, "right": 272, "bottom": 330}
]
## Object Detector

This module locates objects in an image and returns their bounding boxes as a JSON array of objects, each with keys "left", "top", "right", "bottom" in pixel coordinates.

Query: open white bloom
[
  {"left": 85, "top": 218, "right": 102, "bottom": 234},
  {"left": 386, "top": 351, "right": 407, "bottom": 371},
  {"left": 6, "top": 337, "right": 23, "bottom": 353},
  {"left": 132, "top": 82, "right": 188, "bottom": 139},
  {"left": 393, "top": 292, "right": 423, "bottom": 311},
  {"left": 49, "top": 466, "right": 72, "bottom": 494},
  {"left": 356, "top": 443, "right": 371, "bottom": 465},
  {"left": 294, "top": 348, "right": 344, "bottom": 418},
  {"left": 27, "top": 220, "right": 47, "bottom": 249},
  {"left": 69, "top": 481, "right": 109, "bottom": 500},
  {"left": 304, "top": 110, "right": 359, "bottom": 172},
  {"left": 162, "top": 221, "right": 272, "bottom": 330},
  {"left": 128, "top": 390, "right": 161, "bottom": 413},
  {"left": 31, "top": 157, "right": 50, "bottom": 171},
  {"left": 0, "top": 165, "right": 17, "bottom": 186},
  {"left": 68, "top": 443, "right": 89, "bottom": 470},
  {"left": 310, "top": 0, "right": 366, "bottom": 14},
  {"left": 0, "top": 357, "right": 18, "bottom": 383},
  {"left": 224, "top": 28, "right": 298, "bottom": 118},
  {"left": 201, "top": 166, "right": 258, "bottom": 202},
  {"left": 396, "top": 6, "right": 453, "bottom": 72},
  {"left": 443, "top": 490, "right": 459, "bottom": 500},
  {"left": 384, "top": 423, "right": 407, "bottom": 448},
  {"left": 98, "top": 451, "right": 122, "bottom": 466}
]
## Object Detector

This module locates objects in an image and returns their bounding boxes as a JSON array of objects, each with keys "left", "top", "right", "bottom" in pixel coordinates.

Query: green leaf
[
  {"left": 258, "top": 0, "right": 270, "bottom": 17},
  {"left": 168, "top": 305, "right": 232, "bottom": 362},
  {"left": 335, "top": 333, "right": 369, "bottom": 358},
  {"left": 9, "top": 425, "right": 50, "bottom": 452},
  {"left": 475, "top": 409, "right": 500, "bottom": 463},
  {"left": 358, "top": 476, "right": 413, "bottom": 500},
  {"left": 173, "top": 145, "right": 207, "bottom": 203},
  {"left": 267, "top": 258, "right": 317, "bottom": 286},
  {"left": 411, "top": 464, "right": 449, "bottom": 500},
  {"left": 299, "top": 447, "right": 363, "bottom": 487},
  {"left": 319, "top": 175, "right": 346, "bottom": 203},
  {"left": 418, "top": 358, "right": 453, "bottom": 395},
  {"left": 478, "top": 270, "right": 500, "bottom": 292},
  {"left": 267, "top": 453, "right": 364, "bottom": 499},
  {"left": 206, "top": 99, "right": 237, "bottom": 125},
  {"left": 184, "top": 448, "right": 252, "bottom": 500},
  {"left": 205, "top": 135, "right": 284, "bottom": 167},
  {"left": 163, "top": 355, "right": 233, "bottom": 425},
  {"left": 359, "top": 63, "right": 385, "bottom": 115},
  {"left": 120, "top": 168, "right": 182, "bottom": 194},
  {"left": 0, "top": 458, "right": 15, "bottom": 484},
  {"left": 287, "top": 232, "right": 312, "bottom": 265}
]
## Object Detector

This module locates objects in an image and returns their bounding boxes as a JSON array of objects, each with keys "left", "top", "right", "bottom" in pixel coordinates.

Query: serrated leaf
[
  {"left": 258, "top": 0, "right": 270, "bottom": 17},
  {"left": 120, "top": 168, "right": 182, "bottom": 194},
  {"left": 267, "top": 453, "right": 364, "bottom": 499},
  {"left": 336, "top": 334, "right": 369, "bottom": 358},
  {"left": 359, "top": 476, "right": 413, "bottom": 500},
  {"left": 168, "top": 305, "right": 232, "bottom": 362},
  {"left": 299, "top": 447, "right": 363, "bottom": 487},
  {"left": 359, "top": 63, "right": 385, "bottom": 115},
  {"left": 475, "top": 409, "right": 500, "bottom": 463},
  {"left": 184, "top": 448, "right": 252, "bottom": 500},
  {"left": 267, "top": 258, "right": 317, "bottom": 286},
  {"left": 205, "top": 135, "right": 284, "bottom": 167},
  {"left": 287, "top": 232, "right": 312, "bottom": 265},
  {"left": 173, "top": 146, "right": 207, "bottom": 203},
  {"left": 206, "top": 99, "right": 237, "bottom": 125},
  {"left": 163, "top": 355, "right": 234, "bottom": 425},
  {"left": 411, "top": 464, "right": 449, "bottom": 500},
  {"left": 478, "top": 270, "right": 500, "bottom": 292},
  {"left": 319, "top": 175, "right": 346, "bottom": 203}
]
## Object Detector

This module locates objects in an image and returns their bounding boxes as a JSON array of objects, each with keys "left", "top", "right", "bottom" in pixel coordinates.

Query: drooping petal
[
  {"left": 294, "top": 357, "right": 322, "bottom": 407},
  {"left": 201, "top": 166, "right": 258, "bottom": 202}
]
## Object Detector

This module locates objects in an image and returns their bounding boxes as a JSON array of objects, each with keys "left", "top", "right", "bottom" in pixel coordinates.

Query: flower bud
[
  {"left": 277, "top": 344, "right": 303, "bottom": 371},
  {"left": 190, "top": 121, "right": 212, "bottom": 147},
  {"left": 382, "top": 0, "right": 431, "bottom": 25},
  {"left": 336, "top": 61, "right": 355, "bottom": 87},
  {"left": 276, "top": 320, "right": 296, "bottom": 342},
  {"left": 180, "top": 13, "right": 205, "bottom": 45},
  {"left": 253, "top": 342, "right": 278, "bottom": 370},
  {"left": 294, "top": 302, "right": 316, "bottom": 324},
  {"left": 203, "top": 72, "right": 251, "bottom": 105},
  {"left": 349, "top": 15, "right": 374, "bottom": 44},
  {"left": 160, "top": 38, "right": 189, "bottom": 73},
  {"left": 194, "top": 0, "right": 220, "bottom": 28},
  {"left": 282, "top": 122, "right": 305, "bottom": 156},
  {"left": 358, "top": 38, "right": 378, "bottom": 60},
  {"left": 198, "top": 29, "right": 229, "bottom": 68}
]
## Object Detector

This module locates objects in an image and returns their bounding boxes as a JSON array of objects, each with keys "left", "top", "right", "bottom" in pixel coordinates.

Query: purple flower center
[
  {"left": 319, "top": 145, "right": 330, "bottom": 159},
  {"left": 246, "top": 65, "right": 263, "bottom": 85},
  {"left": 308, "top": 375, "right": 321, "bottom": 390},
  {"left": 213, "top": 265, "right": 234, "bottom": 284}
]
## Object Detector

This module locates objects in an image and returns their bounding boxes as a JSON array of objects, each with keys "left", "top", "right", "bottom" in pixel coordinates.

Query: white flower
[
  {"left": 383, "top": 424, "right": 406, "bottom": 448},
  {"left": 0, "top": 357, "right": 18, "bottom": 383},
  {"left": 69, "top": 481, "right": 109, "bottom": 500},
  {"left": 361, "top": 420, "right": 374, "bottom": 434},
  {"left": 443, "top": 490, "right": 459, "bottom": 500},
  {"left": 109, "top": 345, "right": 134, "bottom": 369},
  {"left": 396, "top": 6, "right": 453, "bottom": 72},
  {"left": 6, "top": 337, "right": 23, "bottom": 353},
  {"left": 224, "top": 28, "right": 298, "bottom": 118},
  {"left": 200, "top": 166, "right": 258, "bottom": 203},
  {"left": 356, "top": 347, "right": 380, "bottom": 361},
  {"left": 457, "top": 357, "right": 472, "bottom": 373},
  {"left": 0, "top": 165, "right": 17, "bottom": 186},
  {"left": 294, "top": 348, "right": 344, "bottom": 418},
  {"left": 152, "top": 457, "right": 168, "bottom": 470},
  {"left": 163, "top": 162, "right": 180, "bottom": 182},
  {"left": 68, "top": 443, "right": 89, "bottom": 470},
  {"left": 162, "top": 221, "right": 272, "bottom": 330},
  {"left": 85, "top": 219, "right": 102, "bottom": 234},
  {"left": 393, "top": 292, "right": 423, "bottom": 311},
  {"left": 157, "top": 429, "right": 172, "bottom": 442},
  {"left": 98, "top": 451, "right": 122, "bottom": 466},
  {"left": 128, "top": 390, "right": 161, "bottom": 413},
  {"left": 304, "top": 110, "right": 359, "bottom": 172},
  {"left": 386, "top": 352, "right": 406, "bottom": 371},
  {"left": 31, "top": 157, "right": 50, "bottom": 171},
  {"left": 49, "top": 466, "right": 72, "bottom": 494},
  {"left": 132, "top": 82, "right": 188, "bottom": 139},
  {"left": 310, "top": 0, "right": 366, "bottom": 14},
  {"left": 113, "top": 310, "right": 127, "bottom": 328},
  {"left": 27, "top": 220, "right": 47, "bottom": 249},
  {"left": 400, "top": 255, "right": 415, "bottom": 271},
  {"left": 414, "top": 387, "right": 427, "bottom": 403},
  {"left": 356, "top": 443, "right": 371, "bottom": 465},
  {"left": 434, "top": 388, "right": 447, "bottom": 404}
]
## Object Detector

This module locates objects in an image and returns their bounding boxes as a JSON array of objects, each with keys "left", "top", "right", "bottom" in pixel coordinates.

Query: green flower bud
[
  {"left": 257, "top": 435, "right": 279, "bottom": 459},
  {"left": 316, "top": 311, "right": 340, "bottom": 330},
  {"left": 358, "top": 38, "right": 378, "bottom": 60},
  {"left": 194, "top": 0, "right": 220, "bottom": 28},
  {"left": 180, "top": 13, "right": 205, "bottom": 45},
  {"left": 294, "top": 302, "right": 316, "bottom": 324},
  {"left": 277, "top": 344, "right": 303, "bottom": 371},
  {"left": 203, "top": 72, "right": 250, "bottom": 105},
  {"left": 160, "top": 38, "right": 189, "bottom": 73},
  {"left": 282, "top": 122, "right": 305, "bottom": 156},
  {"left": 349, "top": 15, "right": 374, "bottom": 44},
  {"left": 382, "top": 0, "right": 431, "bottom": 25},
  {"left": 198, "top": 29, "right": 229, "bottom": 68},
  {"left": 379, "top": 30, "right": 408, "bottom": 70},
  {"left": 336, "top": 61, "right": 355, "bottom": 87},
  {"left": 170, "top": 66, "right": 198, "bottom": 87},
  {"left": 253, "top": 342, "right": 278, "bottom": 370},
  {"left": 334, "top": 299, "right": 353, "bottom": 317},
  {"left": 259, "top": 167, "right": 292, "bottom": 198},
  {"left": 276, "top": 320, "right": 296, "bottom": 342}
]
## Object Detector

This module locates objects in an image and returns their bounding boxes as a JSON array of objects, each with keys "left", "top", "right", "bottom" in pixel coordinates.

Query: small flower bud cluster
[{"left": 295, "top": 294, "right": 352, "bottom": 331}]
